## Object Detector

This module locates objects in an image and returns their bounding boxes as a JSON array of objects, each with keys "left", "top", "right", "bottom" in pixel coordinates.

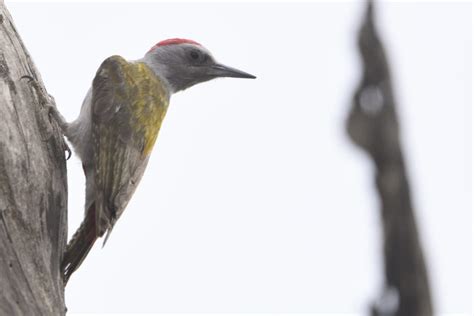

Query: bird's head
[{"left": 143, "top": 38, "right": 256, "bottom": 93}]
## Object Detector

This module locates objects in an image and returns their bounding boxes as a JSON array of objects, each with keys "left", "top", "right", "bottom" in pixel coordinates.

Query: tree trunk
[{"left": 0, "top": 1, "right": 67, "bottom": 314}]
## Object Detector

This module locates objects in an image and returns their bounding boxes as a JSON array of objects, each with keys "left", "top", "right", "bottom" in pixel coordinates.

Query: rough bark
[
  {"left": 346, "top": 1, "right": 433, "bottom": 316},
  {"left": 0, "top": 1, "right": 67, "bottom": 315}
]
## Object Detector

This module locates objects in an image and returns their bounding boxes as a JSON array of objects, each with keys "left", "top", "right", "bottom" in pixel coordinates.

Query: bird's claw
[
  {"left": 21, "top": 74, "right": 52, "bottom": 109},
  {"left": 20, "top": 74, "right": 35, "bottom": 82},
  {"left": 64, "top": 142, "right": 72, "bottom": 160},
  {"left": 21, "top": 74, "right": 71, "bottom": 160}
]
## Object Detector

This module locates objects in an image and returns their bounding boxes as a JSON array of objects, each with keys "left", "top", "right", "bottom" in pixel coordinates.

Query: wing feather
[{"left": 91, "top": 55, "right": 169, "bottom": 239}]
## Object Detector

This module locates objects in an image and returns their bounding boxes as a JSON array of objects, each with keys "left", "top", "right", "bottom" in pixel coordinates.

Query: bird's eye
[{"left": 190, "top": 50, "right": 200, "bottom": 61}]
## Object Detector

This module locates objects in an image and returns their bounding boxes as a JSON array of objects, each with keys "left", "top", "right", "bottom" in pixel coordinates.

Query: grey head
[{"left": 142, "top": 38, "right": 256, "bottom": 93}]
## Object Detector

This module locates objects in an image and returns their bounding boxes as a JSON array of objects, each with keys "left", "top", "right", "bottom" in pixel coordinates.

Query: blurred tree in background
[{"left": 346, "top": 1, "right": 433, "bottom": 316}]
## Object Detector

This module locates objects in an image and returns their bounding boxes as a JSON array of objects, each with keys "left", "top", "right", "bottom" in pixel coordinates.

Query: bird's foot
[{"left": 21, "top": 75, "right": 71, "bottom": 159}]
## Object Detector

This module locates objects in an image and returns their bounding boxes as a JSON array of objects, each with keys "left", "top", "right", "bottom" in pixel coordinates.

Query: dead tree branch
[{"left": 346, "top": 1, "right": 433, "bottom": 316}]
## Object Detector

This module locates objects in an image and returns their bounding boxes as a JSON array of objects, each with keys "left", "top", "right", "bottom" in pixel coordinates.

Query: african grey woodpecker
[{"left": 55, "top": 38, "right": 256, "bottom": 284}]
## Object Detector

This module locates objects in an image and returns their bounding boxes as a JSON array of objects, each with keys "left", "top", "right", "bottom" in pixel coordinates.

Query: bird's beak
[{"left": 210, "top": 63, "right": 256, "bottom": 79}]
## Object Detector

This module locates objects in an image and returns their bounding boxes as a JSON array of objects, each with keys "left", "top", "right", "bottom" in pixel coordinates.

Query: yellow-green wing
[{"left": 91, "top": 55, "right": 169, "bottom": 239}]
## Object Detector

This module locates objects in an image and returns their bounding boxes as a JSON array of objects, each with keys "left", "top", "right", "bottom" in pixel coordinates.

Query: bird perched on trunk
[{"left": 55, "top": 38, "right": 255, "bottom": 284}]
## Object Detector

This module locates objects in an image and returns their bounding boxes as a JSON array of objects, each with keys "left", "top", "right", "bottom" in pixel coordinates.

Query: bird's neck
[{"left": 138, "top": 57, "right": 176, "bottom": 95}]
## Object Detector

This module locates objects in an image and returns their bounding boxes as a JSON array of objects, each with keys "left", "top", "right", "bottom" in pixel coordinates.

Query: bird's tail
[{"left": 61, "top": 203, "right": 98, "bottom": 285}]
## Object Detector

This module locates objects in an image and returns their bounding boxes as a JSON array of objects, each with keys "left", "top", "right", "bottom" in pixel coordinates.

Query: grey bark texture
[
  {"left": 0, "top": 1, "right": 67, "bottom": 315},
  {"left": 346, "top": 2, "right": 433, "bottom": 316}
]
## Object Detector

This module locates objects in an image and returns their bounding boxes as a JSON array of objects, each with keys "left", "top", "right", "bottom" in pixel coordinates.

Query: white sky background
[{"left": 7, "top": 1, "right": 471, "bottom": 314}]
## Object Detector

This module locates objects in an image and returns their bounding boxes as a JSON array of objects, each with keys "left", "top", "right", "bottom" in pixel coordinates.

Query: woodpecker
[{"left": 57, "top": 38, "right": 255, "bottom": 284}]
